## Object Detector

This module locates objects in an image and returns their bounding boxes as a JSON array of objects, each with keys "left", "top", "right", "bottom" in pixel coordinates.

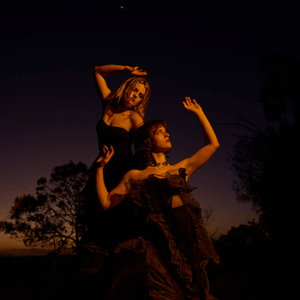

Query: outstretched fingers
[
  {"left": 182, "top": 96, "right": 194, "bottom": 107},
  {"left": 182, "top": 97, "right": 202, "bottom": 113}
]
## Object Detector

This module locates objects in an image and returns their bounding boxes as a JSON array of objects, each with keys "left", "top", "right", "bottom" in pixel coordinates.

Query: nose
[{"left": 165, "top": 132, "right": 169, "bottom": 138}]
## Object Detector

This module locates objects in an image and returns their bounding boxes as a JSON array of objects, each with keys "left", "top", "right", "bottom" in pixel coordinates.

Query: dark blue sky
[{"left": 1, "top": 1, "right": 299, "bottom": 252}]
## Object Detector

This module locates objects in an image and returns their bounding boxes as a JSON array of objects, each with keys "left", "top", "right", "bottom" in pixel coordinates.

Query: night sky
[{"left": 1, "top": 2, "right": 299, "bottom": 253}]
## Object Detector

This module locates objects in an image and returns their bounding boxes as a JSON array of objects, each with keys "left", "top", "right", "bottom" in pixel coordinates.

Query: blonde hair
[{"left": 105, "top": 77, "right": 151, "bottom": 118}]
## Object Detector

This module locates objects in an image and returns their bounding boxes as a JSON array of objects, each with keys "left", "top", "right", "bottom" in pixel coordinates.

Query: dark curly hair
[{"left": 133, "top": 120, "right": 171, "bottom": 169}]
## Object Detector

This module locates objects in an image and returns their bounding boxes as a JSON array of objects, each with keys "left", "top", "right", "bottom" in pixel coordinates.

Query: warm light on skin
[
  {"left": 151, "top": 126, "right": 172, "bottom": 153},
  {"left": 127, "top": 82, "right": 146, "bottom": 107}
]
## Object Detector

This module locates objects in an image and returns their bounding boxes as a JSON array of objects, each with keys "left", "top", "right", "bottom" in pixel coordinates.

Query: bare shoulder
[
  {"left": 131, "top": 113, "right": 144, "bottom": 130},
  {"left": 124, "top": 169, "right": 143, "bottom": 181}
]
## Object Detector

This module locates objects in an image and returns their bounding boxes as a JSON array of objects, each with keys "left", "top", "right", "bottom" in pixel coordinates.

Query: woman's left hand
[
  {"left": 125, "top": 66, "right": 147, "bottom": 76},
  {"left": 182, "top": 97, "right": 203, "bottom": 114},
  {"left": 96, "top": 145, "right": 114, "bottom": 168}
]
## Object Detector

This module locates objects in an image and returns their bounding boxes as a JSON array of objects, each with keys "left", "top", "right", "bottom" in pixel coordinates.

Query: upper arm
[
  {"left": 131, "top": 114, "right": 144, "bottom": 132},
  {"left": 94, "top": 69, "right": 111, "bottom": 101},
  {"left": 181, "top": 144, "right": 220, "bottom": 178},
  {"left": 107, "top": 170, "right": 139, "bottom": 209}
]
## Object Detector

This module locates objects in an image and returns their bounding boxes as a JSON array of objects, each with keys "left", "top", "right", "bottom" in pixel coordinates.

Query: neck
[
  {"left": 151, "top": 152, "right": 167, "bottom": 166},
  {"left": 110, "top": 103, "right": 130, "bottom": 114}
]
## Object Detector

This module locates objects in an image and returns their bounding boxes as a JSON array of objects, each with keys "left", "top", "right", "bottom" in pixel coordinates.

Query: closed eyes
[{"left": 134, "top": 88, "right": 144, "bottom": 99}]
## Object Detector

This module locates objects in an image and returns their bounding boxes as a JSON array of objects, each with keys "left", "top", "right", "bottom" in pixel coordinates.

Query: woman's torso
[
  {"left": 96, "top": 119, "right": 133, "bottom": 157},
  {"left": 102, "top": 106, "right": 135, "bottom": 132},
  {"left": 96, "top": 116, "right": 134, "bottom": 192}
]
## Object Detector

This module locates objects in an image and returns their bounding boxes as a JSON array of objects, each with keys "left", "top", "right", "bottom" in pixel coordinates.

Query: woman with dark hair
[{"left": 95, "top": 97, "right": 220, "bottom": 299}]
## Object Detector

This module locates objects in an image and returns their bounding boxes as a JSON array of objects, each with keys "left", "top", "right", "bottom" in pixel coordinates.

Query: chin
[
  {"left": 163, "top": 146, "right": 172, "bottom": 153},
  {"left": 121, "top": 99, "right": 131, "bottom": 107}
]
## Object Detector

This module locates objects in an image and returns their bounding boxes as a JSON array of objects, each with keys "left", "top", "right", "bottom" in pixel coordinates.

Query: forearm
[
  {"left": 195, "top": 110, "right": 219, "bottom": 147},
  {"left": 95, "top": 167, "right": 111, "bottom": 210},
  {"left": 94, "top": 65, "right": 128, "bottom": 77}
]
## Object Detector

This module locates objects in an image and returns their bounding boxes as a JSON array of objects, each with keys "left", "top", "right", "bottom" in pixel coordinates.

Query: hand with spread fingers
[
  {"left": 96, "top": 145, "right": 114, "bottom": 168},
  {"left": 125, "top": 66, "right": 147, "bottom": 76},
  {"left": 182, "top": 97, "right": 203, "bottom": 114}
]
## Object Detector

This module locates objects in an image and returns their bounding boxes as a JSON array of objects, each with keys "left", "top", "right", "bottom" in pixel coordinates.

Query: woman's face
[
  {"left": 127, "top": 82, "right": 146, "bottom": 107},
  {"left": 151, "top": 126, "right": 171, "bottom": 153}
]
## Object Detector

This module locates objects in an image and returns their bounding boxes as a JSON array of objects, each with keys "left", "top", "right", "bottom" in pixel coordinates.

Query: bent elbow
[
  {"left": 210, "top": 141, "right": 220, "bottom": 150},
  {"left": 103, "top": 205, "right": 110, "bottom": 211},
  {"left": 101, "top": 200, "right": 111, "bottom": 211},
  {"left": 97, "top": 197, "right": 111, "bottom": 211}
]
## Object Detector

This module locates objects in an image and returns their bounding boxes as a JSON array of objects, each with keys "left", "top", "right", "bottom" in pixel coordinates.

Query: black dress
[
  {"left": 75, "top": 119, "right": 135, "bottom": 284},
  {"left": 96, "top": 119, "right": 133, "bottom": 192},
  {"left": 95, "top": 170, "right": 220, "bottom": 300}
]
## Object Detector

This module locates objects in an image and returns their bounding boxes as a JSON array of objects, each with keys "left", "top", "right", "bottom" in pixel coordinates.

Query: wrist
[
  {"left": 192, "top": 109, "right": 204, "bottom": 116},
  {"left": 124, "top": 66, "right": 131, "bottom": 73},
  {"left": 94, "top": 161, "right": 105, "bottom": 170}
]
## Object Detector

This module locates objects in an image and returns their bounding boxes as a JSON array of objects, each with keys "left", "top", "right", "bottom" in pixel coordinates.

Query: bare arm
[
  {"left": 95, "top": 167, "right": 129, "bottom": 210},
  {"left": 94, "top": 65, "right": 147, "bottom": 101},
  {"left": 131, "top": 113, "right": 144, "bottom": 133},
  {"left": 180, "top": 97, "right": 220, "bottom": 178},
  {"left": 95, "top": 145, "right": 139, "bottom": 210}
]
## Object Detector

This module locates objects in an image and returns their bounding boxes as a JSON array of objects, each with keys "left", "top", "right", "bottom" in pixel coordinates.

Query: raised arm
[
  {"left": 95, "top": 145, "right": 138, "bottom": 210},
  {"left": 180, "top": 97, "right": 220, "bottom": 178},
  {"left": 94, "top": 65, "right": 147, "bottom": 101}
]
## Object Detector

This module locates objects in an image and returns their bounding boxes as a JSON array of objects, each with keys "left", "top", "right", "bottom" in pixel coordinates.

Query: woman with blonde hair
[
  {"left": 41, "top": 65, "right": 152, "bottom": 300},
  {"left": 94, "top": 64, "right": 151, "bottom": 191},
  {"left": 76, "top": 65, "right": 151, "bottom": 289}
]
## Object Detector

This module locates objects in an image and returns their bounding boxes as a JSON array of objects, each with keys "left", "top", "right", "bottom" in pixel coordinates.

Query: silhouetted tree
[
  {"left": 213, "top": 221, "right": 276, "bottom": 300},
  {"left": 0, "top": 161, "right": 89, "bottom": 254},
  {"left": 230, "top": 53, "right": 300, "bottom": 246},
  {"left": 226, "top": 54, "right": 300, "bottom": 299}
]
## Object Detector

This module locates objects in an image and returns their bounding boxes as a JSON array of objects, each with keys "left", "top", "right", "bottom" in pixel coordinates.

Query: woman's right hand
[
  {"left": 125, "top": 66, "right": 147, "bottom": 76},
  {"left": 182, "top": 97, "right": 203, "bottom": 115},
  {"left": 96, "top": 145, "right": 114, "bottom": 168}
]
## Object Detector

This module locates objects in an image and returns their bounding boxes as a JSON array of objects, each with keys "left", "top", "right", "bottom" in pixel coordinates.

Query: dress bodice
[
  {"left": 95, "top": 119, "right": 134, "bottom": 191},
  {"left": 96, "top": 119, "right": 133, "bottom": 158}
]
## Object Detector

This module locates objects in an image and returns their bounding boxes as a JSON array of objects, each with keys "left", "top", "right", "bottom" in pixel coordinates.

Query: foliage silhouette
[
  {"left": 0, "top": 160, "right": 89, "bottom": 254},
  {"left": 212, "top": 221, "right": 278, "bottom": 300},
  {"left": 222, "top": 53, "right": 300, "bottom": 299},
  {"left": 230, "top": 53, "right": 300, "bottom": 243}
]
